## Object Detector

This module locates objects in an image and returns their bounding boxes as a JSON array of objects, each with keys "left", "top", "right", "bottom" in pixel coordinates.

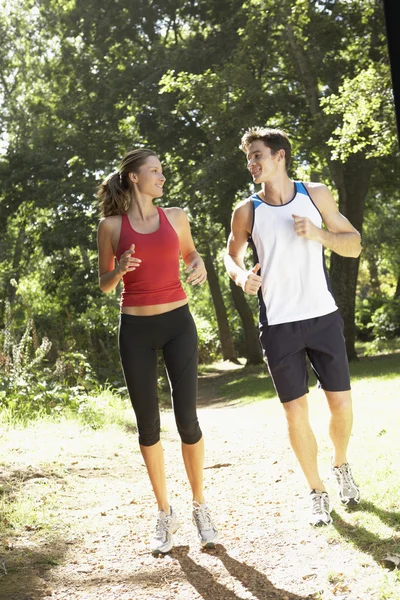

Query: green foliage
[
  {"left": 355, "top": 294, "right": 384, "bottom": 340},
  {"left": 193, "top": 312, "right": 221, "bottom": 364},
  {"left": 355, "top": 293, "right": 400, "bottom": 358},
  {"left": 370, "top": 297, "right": 400, "bottom": 341},
  {"left": 70, "top": 387, "right": 135, "bottom": 431},
  {"left": 321, "top": 63, "right": 397, "bottom": 161},
  {"left": 0, "top": 300, "right": 53, "bottom": 415},
  {"left": 0, "top": 301, "right": 110, "bottom": 423},
  {"left": 0, "top": 0, "right": 399, "bottom": 375}
]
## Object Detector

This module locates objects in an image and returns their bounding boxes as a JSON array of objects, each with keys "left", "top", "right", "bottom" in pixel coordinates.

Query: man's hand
[
  {"left": 292, "top": 214, "right": 321, "bottom": 242},
  {"left": 237, "top": 263, "right": 262, "bottom": 295}
]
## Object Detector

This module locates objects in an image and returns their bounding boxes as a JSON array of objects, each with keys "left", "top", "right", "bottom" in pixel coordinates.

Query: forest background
[{"left": 0, "top": 0, "right": 399, "bottom": 420}]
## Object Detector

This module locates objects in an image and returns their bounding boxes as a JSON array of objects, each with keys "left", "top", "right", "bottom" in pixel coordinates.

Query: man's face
[{"left": 246, "top": 140, "right": 282, "bottom": 184}]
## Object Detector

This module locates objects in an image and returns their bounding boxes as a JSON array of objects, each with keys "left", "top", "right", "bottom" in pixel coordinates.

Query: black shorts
[{"left": 260, "top": 310, "right": 351, "bottom": 403}]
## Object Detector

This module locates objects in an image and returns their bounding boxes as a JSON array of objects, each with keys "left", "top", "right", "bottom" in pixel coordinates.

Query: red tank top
[{"left": 115, "top": 208, "right": 187, "bottom": 307}]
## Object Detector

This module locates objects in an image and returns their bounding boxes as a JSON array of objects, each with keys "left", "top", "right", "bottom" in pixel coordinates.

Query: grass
[
  {"left": 198, "top": 351, "right": 400, "bottom": 406},
  {"left": 1, "top": 352, "right": 400, "bottom": 598},
  {"left": 0, "top": 387, "right": 137, "bottom": 432},
  {"left": 199, "top": 352, "right": 400, "bottom": 599}
]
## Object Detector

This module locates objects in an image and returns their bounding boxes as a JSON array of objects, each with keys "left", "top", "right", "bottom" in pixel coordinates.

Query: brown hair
[
  {"left": 240, "top": 127, "right": 292, "bottom": 172},
  {"left": 97, "top": 148, "right": 158, "bottom": 217}
]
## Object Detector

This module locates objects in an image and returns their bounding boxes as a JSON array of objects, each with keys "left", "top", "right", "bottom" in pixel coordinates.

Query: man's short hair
[{"left": 240, "top": 127, "right": 292, "bottom": 172}]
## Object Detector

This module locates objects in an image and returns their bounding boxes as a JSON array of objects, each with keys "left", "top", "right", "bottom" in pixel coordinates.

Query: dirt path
[{"left": 0, "top": 372, "right": 397, "bottom": 600}]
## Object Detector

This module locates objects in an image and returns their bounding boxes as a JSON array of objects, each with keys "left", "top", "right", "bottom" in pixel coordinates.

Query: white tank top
[{"left": 249, "top": 181, "right": 337, "bottom": 326}]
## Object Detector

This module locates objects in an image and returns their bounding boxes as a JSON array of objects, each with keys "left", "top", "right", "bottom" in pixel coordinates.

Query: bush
[
  {"left": 0, "top": 301, "right": 101, "bottom": 423},
  {"left": 370, "top": 297, "right": 400, "bottom": 340},
  {"left": 355, "top": 294, "right": 385, "bottom": 341},
  {"left": 193, "top": 314, "right": 221, "bottom": 364}
]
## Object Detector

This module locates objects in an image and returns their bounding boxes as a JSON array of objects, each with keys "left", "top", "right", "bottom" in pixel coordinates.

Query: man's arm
[
  {"left": 224, "top": 200, "right": 262, "bottom": 295},
  {"left": 292, "top": 183, "right": 362, "bottom": 258}
]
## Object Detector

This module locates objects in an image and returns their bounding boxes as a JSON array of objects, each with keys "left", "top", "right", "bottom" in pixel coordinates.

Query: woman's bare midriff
[{"left": 121, "top": 298, "right": 188, "bottom": 316}]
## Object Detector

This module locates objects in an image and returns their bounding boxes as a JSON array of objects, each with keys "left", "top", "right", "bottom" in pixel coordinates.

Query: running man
[{"left": 225, "top": 127, "right": 361, "bottom": 526}]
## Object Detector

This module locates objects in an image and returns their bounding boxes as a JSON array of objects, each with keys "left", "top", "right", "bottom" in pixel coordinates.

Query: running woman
[
  {"left": 225, "top": 127, "right": 361, "bottom": 526},
  {"left": 97, "top": 148, "right": 218, "bottom": 553}
]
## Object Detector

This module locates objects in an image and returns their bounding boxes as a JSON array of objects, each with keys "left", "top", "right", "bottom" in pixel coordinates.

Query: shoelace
[
  {"left": 155, "top": 514, "right": 172, "bottom": 538},
  {"left": 193, "top": 505, "right": 213, "bottom": 530},
  {"left": 312, "top": 493, "right": 329, "bottom": 514},
  {"left": 338, "top": 464, "right": 355, "bottom": 490}
]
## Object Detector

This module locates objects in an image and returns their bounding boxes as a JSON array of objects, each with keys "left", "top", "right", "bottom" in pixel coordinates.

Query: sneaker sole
[
  {"left": 341, "top": 497, "right": 360, "bottom": 507},
  {"left": 151, "top": 523, "right": 180, "bottom": 555},
  {"left": 201, "top": 533, "right": 219, "bottom": 548},
  {"left": 310, "top": 517, "right": 333, "bottom": 527}
]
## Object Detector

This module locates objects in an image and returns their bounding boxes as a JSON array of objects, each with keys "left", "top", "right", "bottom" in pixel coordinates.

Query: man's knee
[
  {"left": 325, "top": 390, "right": 352, "bottom": 413},
  {"left": 282, "top": 395, "right": 309, "bottom": 424}
]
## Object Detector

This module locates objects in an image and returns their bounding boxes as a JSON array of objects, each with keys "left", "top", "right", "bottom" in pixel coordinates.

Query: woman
[{"left": 97, "top": 148, "right": 218, "bottom": 555}]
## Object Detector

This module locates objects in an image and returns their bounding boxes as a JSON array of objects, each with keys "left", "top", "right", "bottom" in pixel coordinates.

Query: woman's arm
[
  {"left": 166, "top": 208, "right": 207, "bottom": 286},
  {"left": 97, "top": 218, "right": 141, "bottom": 293}
]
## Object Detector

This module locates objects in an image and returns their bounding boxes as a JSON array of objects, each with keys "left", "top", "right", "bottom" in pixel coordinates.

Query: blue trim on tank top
[
  {"left": 251, "top": 181, "right": 299, "bottom": 208},
  {"left": 295, "top": 181, "right": 308, "bottom": 195}
]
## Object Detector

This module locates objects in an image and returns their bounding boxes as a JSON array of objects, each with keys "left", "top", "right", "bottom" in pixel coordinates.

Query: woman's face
[{"left": 130, "top": 156, "right": 166, "bottom": 198}]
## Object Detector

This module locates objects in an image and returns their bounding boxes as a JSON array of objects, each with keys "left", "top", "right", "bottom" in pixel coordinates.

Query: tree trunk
[
  {"left": 329, "top": 255, "right": 360, "bottom": 361},
  {"left": 366, "top": 254, "right": 381, "bottom": 296},
  {"left": 204, "top": 250, "right": 238, "bottom": 362},
  {"left": 394, "top": 274, "right": 400, "bottom": 299},
  {"left": 329, "top": 156, "right": 374, "bottom": 360},
  {"left": 229, "top": 280, "right": 263, "bottom": 364},
  {"left": 284, "top": 20, "right": 375, "bottom": 360}
]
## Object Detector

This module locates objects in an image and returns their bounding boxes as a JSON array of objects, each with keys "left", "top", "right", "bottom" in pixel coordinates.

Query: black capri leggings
[{"left": 118, "top": 304, "right": 202, "bottom": 447}]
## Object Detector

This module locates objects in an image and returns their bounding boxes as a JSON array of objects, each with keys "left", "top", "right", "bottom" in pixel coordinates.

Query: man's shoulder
[
  {"left": 234, "top": 196, "right": 254, "bottom": 212},
  {"left": 303, "top": 181, "right": 329, "bottom": 196},
  {"left": 302, "top": 182, "right": 337, "bottom": 216}
]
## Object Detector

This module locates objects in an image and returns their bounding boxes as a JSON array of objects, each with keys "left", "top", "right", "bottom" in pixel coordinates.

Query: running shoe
[
  {"left": 331, "top": 462, "right": 361, "bottom": 506},
  {"left": 309, "top": 489, "right": 332, "bottom": 526},
  {"left": 150, "top": 506, "right": 180, "bottom": 555},
  {"left": 192, "top": 501, "right": 219, "bottom": 547}
]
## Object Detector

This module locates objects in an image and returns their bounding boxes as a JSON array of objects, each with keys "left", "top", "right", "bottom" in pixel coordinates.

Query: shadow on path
[
  {"left": 0, "top": 542, "right": 69, "bottom": 600},
  {"left": 0, "top": 465, "right": 69, "bottom": 600},
  {"left": 332, "top": 499, "right": 400, "bottom": 564},
  {"left": 173, "top": 544, "right": 312, "bottom": 600}
]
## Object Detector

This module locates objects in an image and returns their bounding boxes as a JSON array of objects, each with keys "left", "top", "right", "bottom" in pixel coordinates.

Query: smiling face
[
  {"left": 129, "top": 155, "right": 165, "bottom": 198},
  {"left": 246, "top": 140, "right": 285, "bottom": 184}
]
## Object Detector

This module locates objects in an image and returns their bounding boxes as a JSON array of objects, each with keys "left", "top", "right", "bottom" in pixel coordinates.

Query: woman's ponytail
[
  {"left": 97, "top": 148, "right": 158, "bottom": 218},
  {"left": 97, "top": 171, "right": 130, "bottom": 217}
]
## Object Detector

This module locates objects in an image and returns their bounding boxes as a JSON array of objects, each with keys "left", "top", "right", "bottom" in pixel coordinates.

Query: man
[{"left": 225, "top": 127, "right": 361, "bottom": 526}]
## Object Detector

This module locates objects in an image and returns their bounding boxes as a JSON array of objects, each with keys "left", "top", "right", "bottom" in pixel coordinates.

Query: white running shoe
[
  {"left": 192, "top": 501, "right": 219, "bottom": 547},
  {"left": 309, "top": 489, "right": 333, "bottom": 527},
  {"left": 332, "top": 462, "right": 361, "bottom": 506},
  {"left": 150, "top": 506, "right": 180, "bottom": 555}
]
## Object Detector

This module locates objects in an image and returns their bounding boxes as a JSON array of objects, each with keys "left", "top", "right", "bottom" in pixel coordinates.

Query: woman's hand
[
  {"left": 117, "top": 244, "right": 142, "bottom": 276},
  {"left": 185, "top": 255, "right": 207, "bottom": 286}
]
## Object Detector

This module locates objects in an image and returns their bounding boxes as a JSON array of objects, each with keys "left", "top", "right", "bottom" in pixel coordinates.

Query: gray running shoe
[
  {"left": 192, "top": 501, "right": 219, "bottom": 547},
  {"left": 309, "top": 489, "right": 332, "bottom": 526},
  {"left": 150, "top": 507, "right": 180, "bottom": 555},
  {"left": 332, "top": 462, "right": 361, "bottom": 506}
]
